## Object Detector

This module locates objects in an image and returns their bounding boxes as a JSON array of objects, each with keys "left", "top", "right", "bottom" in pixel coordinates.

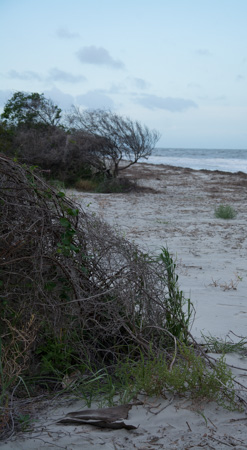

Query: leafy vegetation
[
  {"left": 214, "top": 204, "right": 237, "bottom": 219},
  {"left": 116, "top": 345, "right": 236, "bottom": 410},
  {"left": 201, "top": 332, "right": 247, "bottom": 355},
  {"left": 95, "top": 177, "right": 137, "bottom": 193},
  {"left": 1, "top": 91, "right": 62, "bottom": 129}
]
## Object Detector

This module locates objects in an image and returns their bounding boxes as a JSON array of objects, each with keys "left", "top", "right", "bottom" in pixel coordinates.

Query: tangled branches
[{"left": 0, "top": 154, "right": 193, "bottom": 368}]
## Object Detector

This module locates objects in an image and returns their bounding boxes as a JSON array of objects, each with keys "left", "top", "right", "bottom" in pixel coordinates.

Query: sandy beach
[{"left": 2, "top": 163, "right": 247, "bottom": 449}]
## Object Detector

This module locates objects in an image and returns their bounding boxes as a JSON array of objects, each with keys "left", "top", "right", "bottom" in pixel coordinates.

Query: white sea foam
[
  {"left": 145, "top": 155, "right": 247, "bottom": 173},
  {"left": 141, "top": 148, "right": 247, "bottom": 173}
]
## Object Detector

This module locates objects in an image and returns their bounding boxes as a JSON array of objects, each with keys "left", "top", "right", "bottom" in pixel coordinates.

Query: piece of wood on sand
[{"left": 57, "top": 404, "right": 137, "bottom": 430}]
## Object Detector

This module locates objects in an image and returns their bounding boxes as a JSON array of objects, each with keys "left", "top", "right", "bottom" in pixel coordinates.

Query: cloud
[
  {"left": 7, "top": 70, "right": 42, "bottom": 81},
  {"left": 48, "top": 68, "right": 87, "bottom": 83},
  {"left": 134, "top": 94, "right": 198, "bottom": 112},
  {"left": 187, "top": 82, "right": 201, "bottom": 89},
  {"left": 76, "top": 46, "right": 125, "bottom": 69},
  {"left": 5, "top": 68, "right": 87, "bottom": 84},
  {"left": 108, "top": 82, "right": 126, "bottom": 94},
  {"left": 129, "top": 77, "right": 151, "bottom": 90},
  {"left": 214, "top": 95, "right": 227, "bottom": 101},
  {"left": 43, "top": 87, "right": 75, "bottom": 109},
  {"left": 236, "top": 74, "right": 245, "bottom": 81},
  {"left": 56, "top": 28, "right": 80, "bottom": 39},
  {"left": 195, "top": 48, "right": 211, "bottom": 56},
  {"left": 76, "top": 90, "right": 115, "bottom": 109}
]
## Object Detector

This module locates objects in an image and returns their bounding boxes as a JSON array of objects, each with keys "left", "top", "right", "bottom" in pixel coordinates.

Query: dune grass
[{"left": 214, "top": 204, "right": 237, "bottom": 219}]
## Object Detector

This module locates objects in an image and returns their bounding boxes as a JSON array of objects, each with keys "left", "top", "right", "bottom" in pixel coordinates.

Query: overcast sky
[{"left": 1, "top": 0, "right": 247, "bottom": 148}]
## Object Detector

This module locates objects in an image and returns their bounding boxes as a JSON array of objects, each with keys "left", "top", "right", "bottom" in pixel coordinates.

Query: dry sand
[{"left": 2, "top": 163, "right": 247, "bottom": 449}]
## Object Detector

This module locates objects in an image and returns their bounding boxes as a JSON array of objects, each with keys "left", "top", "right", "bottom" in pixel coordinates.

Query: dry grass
[{"left": 75, "top": 178, "right": 98, "bottom": 191}]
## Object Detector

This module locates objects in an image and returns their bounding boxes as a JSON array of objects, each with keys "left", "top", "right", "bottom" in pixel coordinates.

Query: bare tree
[{"left": 67, "top": 108, "right": 161, "bottom": 177}]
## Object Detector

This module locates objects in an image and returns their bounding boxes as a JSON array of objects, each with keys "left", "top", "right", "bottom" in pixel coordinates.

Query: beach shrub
[
  {"left": 95, "top": 177, "right": 137, "bottom": 193},
  {"left": 214, "top": 204, "right": 237, "bottom": 219},
  {"left": 75, "top": 178, "right": 98, "bottom": 192},
  {"left": 115, "top": 345, "right": 237, "bottom": 410},
  {"left": 201, "top": 332, "right": 247, "bottom": 354},
  {"left": 0, "top": 155, "right": 195, "bottom": 432},
  {"left": 158, "top": 248, "right": 193, "bottom": 342}
]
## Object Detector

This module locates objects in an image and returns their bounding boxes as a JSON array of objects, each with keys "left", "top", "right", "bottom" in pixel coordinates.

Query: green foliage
[
  {"left": 0, "top": 121, "right": 15, "bottom": 156},
  {"left": 1, "top": 91, "right": 61, "bottom": 129},
  {"left": 159, "top": 248, "right": 194, "bottom": 342},
  {"left": 214, "top": 204, "right": 237, "bottom": 219},
  {"left": 201, "top": 332, "right": 247, "bottom": 354},
  {"left": 35, "top": 335, "right": 76, "bottom": 375},
  {"left": 33, "top": 333, "right": 122, "bottom": 408},
  {"left": 116, "top": 345, "right": 237, "bottom": 410},
  {"left": 16, "top": 414, "right": 34, "bottom": 432},
  {"left": 48, "top": 179, "right": 66, "bottom": 191},
  {"left": 57, "top": 208, "right": 81, "bottom": 257}
]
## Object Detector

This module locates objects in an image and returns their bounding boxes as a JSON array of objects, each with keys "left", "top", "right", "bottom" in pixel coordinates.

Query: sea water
[{"left": 143, "top": 148, "right": 247, "bottom": 174}]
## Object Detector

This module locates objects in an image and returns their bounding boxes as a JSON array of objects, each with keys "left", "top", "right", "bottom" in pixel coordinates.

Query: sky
[{"left": 1, "top": 0, "right": 247, "bottom": 149}]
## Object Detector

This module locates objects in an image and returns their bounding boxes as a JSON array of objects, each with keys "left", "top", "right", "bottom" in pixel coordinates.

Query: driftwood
[{"left": 57, "top": 404, "right": 137, "bottom": 430}]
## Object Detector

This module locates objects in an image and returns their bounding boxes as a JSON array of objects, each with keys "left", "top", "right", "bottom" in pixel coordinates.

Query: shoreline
[{"left": 133, "top": 159, "right": 247, "bottom": 177}]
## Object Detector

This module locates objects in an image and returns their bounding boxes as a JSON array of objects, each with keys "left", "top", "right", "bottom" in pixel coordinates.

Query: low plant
[
  {"left": 116, "top": 345, "right": 237, "bottom": 410},
  {"left": 158, "top": 248, "right": 194, "bottom": 342},
  {"left": 16, "top": 414, "right": 34, "bottom": 432},
  {"left": 75, "top": 179, "right": 98, "bottom": 192},
  {"left": 214, "top": 204, "right": 237, "bottom": 219},
  {"left": 201, "top": 332, "right": 247, "bottom": 355},
  {"left": 209, "top": 273, "right": 242, "bottom": 291},
  {"left": 95, "top": 177, "right": 137, "bottom": 193}
]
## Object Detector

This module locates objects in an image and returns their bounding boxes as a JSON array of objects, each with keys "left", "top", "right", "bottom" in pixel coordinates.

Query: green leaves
[
  {"left": 1, "top": 91, "right": 62, "bottom": 129},
  {"left": 66, "top": 207, "right": 79, "bottom": 216},
  {"left": 158, "top": 247, "right": 194, "bottom": 341},
  {"left": 60, "top": 217, "right": 70, "bottom": 227},
  {"left": 57, "top": 191, "right": 65, "bottom": 198},
  {"left": 58, "top": 213, "right": 80, "bottom": 256}
]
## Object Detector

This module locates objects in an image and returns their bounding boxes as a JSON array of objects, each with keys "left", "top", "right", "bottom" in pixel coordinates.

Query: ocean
[{"left": 143, "top": 148, "right": 247, "bottom": 174}]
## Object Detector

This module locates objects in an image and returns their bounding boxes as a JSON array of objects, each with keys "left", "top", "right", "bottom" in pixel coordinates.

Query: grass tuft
[
  {"left": 214, "top": 204, "right": 237, "bottom": 219},
  {"left": 201, "top": 332, "right": 247, "bottom": 355},
  {"left": 75, "top": 179, "right": 98, "bottom": 192},
  {"left": 95, "top": 177, "right": 137, "bottom": 193}
]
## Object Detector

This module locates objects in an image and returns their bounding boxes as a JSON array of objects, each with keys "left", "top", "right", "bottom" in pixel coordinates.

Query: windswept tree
[
  {"left": 67, "top": 108, "right": 161, "bottom": 177},
  {"left": 1, "top": 91, "right": 62, "bottom": 129}
]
